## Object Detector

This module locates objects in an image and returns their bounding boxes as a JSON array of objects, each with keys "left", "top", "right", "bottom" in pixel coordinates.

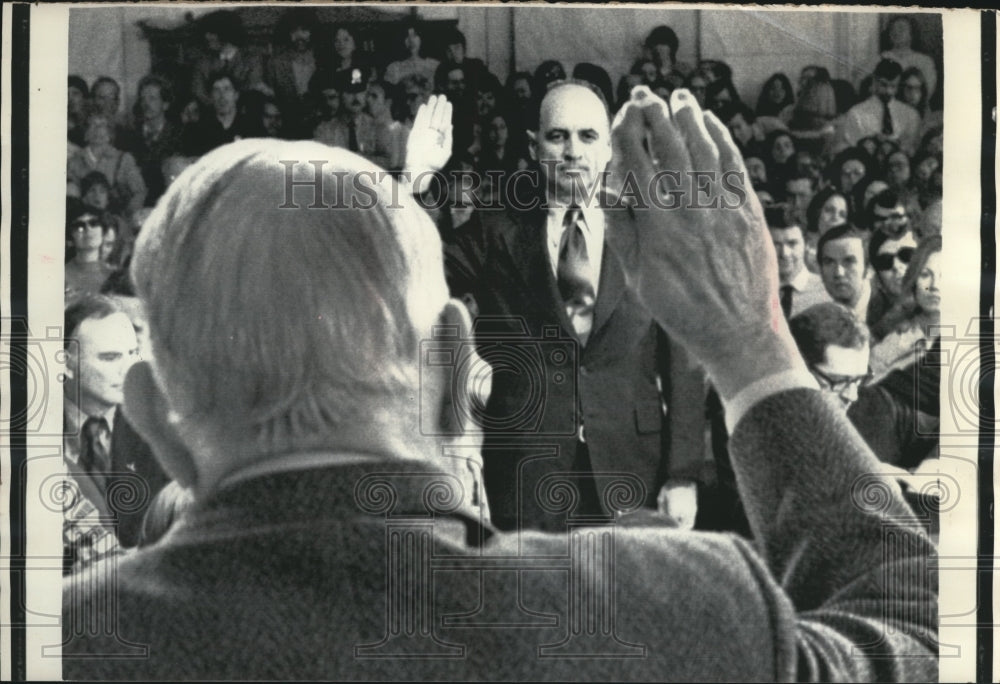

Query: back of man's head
[
  {"left": 789, "top": 302, "right": 870, "bottom": 367},
  {"left": 132, "top": 140, "right": 447, "bottom": 458}
]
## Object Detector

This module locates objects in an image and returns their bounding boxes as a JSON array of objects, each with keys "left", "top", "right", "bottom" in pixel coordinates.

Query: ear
[
  {"left": 122, "top": 361, "right": 199, "bottom": 490},
  {"left": 526, "top": 129, "right": 538, "bottom": 162},
  {"left": 429, "top": 299, "right": 484, "bottom": 437}
]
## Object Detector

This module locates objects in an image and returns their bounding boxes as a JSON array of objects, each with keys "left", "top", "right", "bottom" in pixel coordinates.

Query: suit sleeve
[
  {"left": 442, "top": 213, "right": 487, "bottom": 301},
  {"left": 729, "top": 388, "right": 937, "bottom": 681}
]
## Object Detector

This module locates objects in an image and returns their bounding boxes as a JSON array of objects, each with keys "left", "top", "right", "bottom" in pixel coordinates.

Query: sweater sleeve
[{"left": 730, "top": 388, "right": 937, "bottom": 681}]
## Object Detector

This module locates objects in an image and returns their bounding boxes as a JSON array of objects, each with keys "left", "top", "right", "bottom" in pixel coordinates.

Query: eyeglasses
[
  {"left": 811, "top": 365, "right": 873, "bottom": 394},
  {"left": 71, "top": 217, "right": 103, "bottom": 233},
  {"left": 872, "top": 246, "right": 915, "bottom": 271}
]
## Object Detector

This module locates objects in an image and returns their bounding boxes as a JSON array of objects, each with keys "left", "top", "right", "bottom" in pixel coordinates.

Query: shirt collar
[
  {"left": 787, "top": 265, "right": 812, "bottom": 293},
  {"left": 64, "top": 396, "right": 117, "bottom": 431}
]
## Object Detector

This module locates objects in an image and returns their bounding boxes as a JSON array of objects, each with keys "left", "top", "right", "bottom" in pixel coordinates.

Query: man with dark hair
[
  {"left": 718, "top": 102, "right": 760, "bottom": 156},
  {"left": 818, "top": 223, "right": 872, "bottom": 321},
  {"left": 440, "top": 27, "right": 489, "bottom": 87},
  {"left": 767, "top": 208, "right": 830, "bottom": 319},
  {"left": 62, "top": 294, "right": 139, "bottom": 573},
  {"left": 790, "top": 302, "right": 871, "bottom": 410},
  {"left": 446, "top": 82, "right": 708, "bottom": 531},
  {"left": 866, "top": 187, "right": 911, "bottom": 237},
  {"left": 61, "top": 90, "right": 935, "bottom": 680},
  {"left": 783, "top": 172, "right": 816, "bottom": 227},
  {"left": 125, "top": 74, "right": 182, "bottom": 206},
  {"left": 838, "top": 58, "right": 920, "bottom": 154},
  {"left": 267, "top": 7, "right": 318, "bottom": 138},
  {"left": 183, "top": 72, "right": 262, "bottom": 156}
]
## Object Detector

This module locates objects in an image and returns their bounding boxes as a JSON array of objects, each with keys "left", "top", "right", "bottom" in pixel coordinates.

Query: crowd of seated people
[{"left": 62, "top": 10, "right": 945, "bottom": 571}]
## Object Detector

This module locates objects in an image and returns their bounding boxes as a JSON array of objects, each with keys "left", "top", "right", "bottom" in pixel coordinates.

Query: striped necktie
[{"left": 557, "top": 208, "right": 596, "bottom": 345}]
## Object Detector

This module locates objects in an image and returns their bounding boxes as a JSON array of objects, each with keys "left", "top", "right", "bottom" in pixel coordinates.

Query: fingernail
[
  {"left": 630, "top": 85, "right": 655, "bottom": 105},
  {"left": 670, "top": 88, "right": 693, "bottom": 114}
]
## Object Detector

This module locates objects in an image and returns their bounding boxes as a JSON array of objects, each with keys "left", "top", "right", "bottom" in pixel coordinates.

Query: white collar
[{"left": 786, "top": 265, "right": 813, "bottom": 293}]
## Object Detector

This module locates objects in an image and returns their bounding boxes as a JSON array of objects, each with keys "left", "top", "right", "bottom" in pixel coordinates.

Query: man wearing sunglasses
[
  {"left": 867, "top": 222, "right": 918, "bottom": 341},
  {"left": 789, "top": 302, "right": 872, "bottom": 411}
]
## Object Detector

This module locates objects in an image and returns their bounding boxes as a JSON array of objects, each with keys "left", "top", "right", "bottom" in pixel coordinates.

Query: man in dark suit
[
  {"left": 62, "top": 90, "right": 936, "bottom": 681},
  {"left": 445, "top": 80, "right": 707, "bottom": 531}
]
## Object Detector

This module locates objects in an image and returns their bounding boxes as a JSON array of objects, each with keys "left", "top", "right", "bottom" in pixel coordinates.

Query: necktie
[
  {"left": 557, "top": 208, "right": 596, "bottom": 345},
  {"left": 80, "top": 415, "right": 111, "bottom": 491},
  {"left": 881, "top": 100, "right": 894, "bottom": 136},
  {"left": 780, "top": 285, "right": 794, "bottom": 319},
  {"left": 348, "top": 119, "right": 359, "bottom": 152}
]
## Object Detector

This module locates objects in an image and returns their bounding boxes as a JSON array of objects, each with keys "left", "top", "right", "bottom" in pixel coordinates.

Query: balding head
[
  {"left": 131, "top": 140, "right": 450, "bottom": 468},
  {"left": 530, "top": 81, "right": 612, "bottom": 203}
]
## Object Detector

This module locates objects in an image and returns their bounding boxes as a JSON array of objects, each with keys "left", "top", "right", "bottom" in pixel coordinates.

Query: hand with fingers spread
[
  {"left": 607, "top": 86, "right": 808, "bottom": 403},
  {"left": 403, "top": 94, "right": 453, "bottom": 194}
]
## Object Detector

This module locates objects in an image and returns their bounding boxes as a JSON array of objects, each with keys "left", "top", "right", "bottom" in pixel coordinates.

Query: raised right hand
[{"left": 607, "top": 87, "right": 804, "bottom": 400}]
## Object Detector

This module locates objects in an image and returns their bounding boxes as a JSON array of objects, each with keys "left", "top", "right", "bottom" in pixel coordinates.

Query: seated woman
[
  {"left": 804, "top": 187, "right": 851, "bottom": 272},
  {"left": 384, "top": 22, "right": 439, "bottom": 87},
  {"left": 762, "top": 129, "right": 796, "bottom": 193},
  {"left": 828, "top": 146, "right": 876, "bottom": 203},
  {"left": 869, "top": 235, "right": 942, "bottom": 382},
  {"left": 79, "top": 171, "right": 132, "bottom": 269},
  {"left": 67, "top": 113, "right": 147, "bottom": 218},
  {"left": 849, "top": 235, "right": 941, "bottom": 473},
  {"left": 755, "top": 72, "right": 795, "bottom": 123}
]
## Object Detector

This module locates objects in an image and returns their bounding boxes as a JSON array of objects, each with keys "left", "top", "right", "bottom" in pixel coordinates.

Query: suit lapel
[{"left": 591, "top": 239, "right": 626, "bottom": 339}]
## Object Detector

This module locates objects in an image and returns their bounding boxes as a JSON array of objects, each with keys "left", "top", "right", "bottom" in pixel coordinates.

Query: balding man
[
  {"left": 445, "top": 80, "right": 707, "bottom": 531},
  {"left": 62, "top": 89, "right": 935, "bottom": 681}
]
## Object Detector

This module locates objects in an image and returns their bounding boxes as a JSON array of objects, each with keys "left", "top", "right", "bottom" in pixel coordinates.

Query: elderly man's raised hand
[{"left": 607, "top": 87, "right": 804, "bottom": 401}]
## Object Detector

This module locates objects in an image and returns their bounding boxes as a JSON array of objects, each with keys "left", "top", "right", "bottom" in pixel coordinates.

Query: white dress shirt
[
  {"left": 785, "top": 266, "right": 832, "bottom": 319},
  {"left": 838, "top": 96, "right": 922, "bottom": 155}
]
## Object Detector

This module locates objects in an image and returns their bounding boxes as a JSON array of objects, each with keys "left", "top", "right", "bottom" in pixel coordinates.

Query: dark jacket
[
  {"left": 61, "top": 389, "right": 938, "bottom": 680},
  {"left": 444, "top": 203, "right": 708, "bottom": 530}
]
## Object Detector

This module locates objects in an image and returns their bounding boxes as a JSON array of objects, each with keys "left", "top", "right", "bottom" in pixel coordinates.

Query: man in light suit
[
  {"left": 63, "top": 89, "right": 936, "bottom": 681},
  {"left": 445, "top": 81, "right": 707, "bottom": 531}
]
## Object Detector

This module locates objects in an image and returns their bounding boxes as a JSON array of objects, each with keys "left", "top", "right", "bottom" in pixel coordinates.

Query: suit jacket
[
  {"left": 445, "top": 204, "right": 708, "bottom": 530},
  {"left": 61, "top": 390, "right": 938, "bottom": 681},
  {"left": 108, "top": 410, "right": 171, "bottom": 548}
]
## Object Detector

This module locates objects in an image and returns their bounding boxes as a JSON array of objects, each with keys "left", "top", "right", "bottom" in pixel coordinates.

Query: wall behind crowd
[{"left": 69, "top": 5, "right": 892, "bottom": 115}]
